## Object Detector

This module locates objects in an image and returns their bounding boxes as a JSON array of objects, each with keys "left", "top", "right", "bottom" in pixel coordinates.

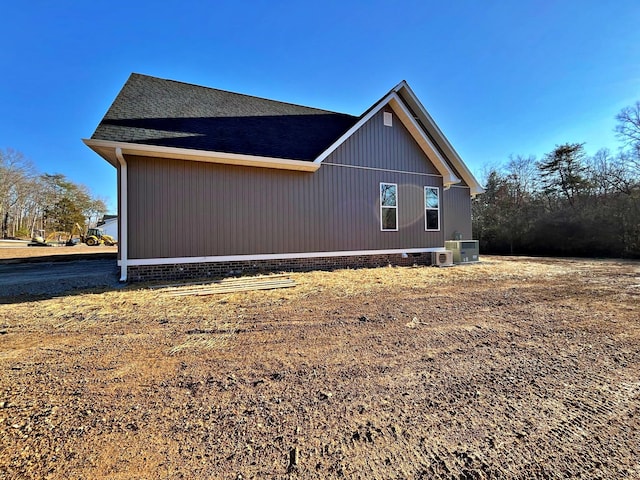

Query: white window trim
[
  {"left": 425, "top": 186, "right": 440, "bottom": 231},
  {"left": 380, "top": 182, "right": 399, "bottom": 232}
]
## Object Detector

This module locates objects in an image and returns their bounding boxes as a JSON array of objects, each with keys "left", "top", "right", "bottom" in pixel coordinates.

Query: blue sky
[{"left": 2, "top": 1, "right": 639, "bottom": 212}]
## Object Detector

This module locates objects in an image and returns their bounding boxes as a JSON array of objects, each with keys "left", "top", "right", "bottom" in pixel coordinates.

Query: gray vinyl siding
[
  {"left": 442, "top": 186, "right": 473, "bottom": 240},
  {"left": 127, "top": 158, "right": 444, "bottom": 259},
  {"left": 125, "top": 108, "right": 471, "bottom": 259}
]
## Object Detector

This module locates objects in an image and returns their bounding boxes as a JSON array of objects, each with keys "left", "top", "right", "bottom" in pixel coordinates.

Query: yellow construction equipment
[
  {"left": 67, "top": 223, "right": 117, "bottom": 246},
  {"left": 29, "top": 223, "right": 117, "bottom": 247},
  {"left": 28, "top": 230, "right": 70, "bottom": 246}
]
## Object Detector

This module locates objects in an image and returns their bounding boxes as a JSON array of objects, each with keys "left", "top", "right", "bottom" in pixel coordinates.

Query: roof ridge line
[{"left": 128, "top": 73, "right": 357, "bottom": 117}]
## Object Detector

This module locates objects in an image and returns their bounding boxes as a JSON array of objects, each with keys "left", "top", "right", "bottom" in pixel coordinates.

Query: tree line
[
  {"left": 473, "top": 101, "right": 640, "bottom": 258},
  {"left": 0, "top": 148, "right": 107, "bottom": 239}
]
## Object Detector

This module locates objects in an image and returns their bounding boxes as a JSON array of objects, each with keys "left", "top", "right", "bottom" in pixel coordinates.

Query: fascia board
[
  {"left": 394, "top": 83, "right": 485, "bottom": 196},
  {"left": 83, "top": 139, "right": 320, "bottom": 172}
]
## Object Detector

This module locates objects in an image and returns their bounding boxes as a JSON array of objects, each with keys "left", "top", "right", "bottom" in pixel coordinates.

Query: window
[
  {"left": 425, "top": 186, "right": 440, "bottom": 231},
  {"left": 380, "top": 183, "right": 398, "bottom": 231}
]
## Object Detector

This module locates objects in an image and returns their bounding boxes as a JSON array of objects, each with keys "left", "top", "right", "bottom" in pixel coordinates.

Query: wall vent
[{"left": 383, "top": 111, "right": 393, "bottom": 127}]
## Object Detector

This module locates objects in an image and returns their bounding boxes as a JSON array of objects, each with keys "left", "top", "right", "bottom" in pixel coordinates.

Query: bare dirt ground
[
  {"left": 0, "top": 245, "right": 119, "bottom": 298},
  {"left": 1, "top": 256, "right": 639, "bottom": 479}
]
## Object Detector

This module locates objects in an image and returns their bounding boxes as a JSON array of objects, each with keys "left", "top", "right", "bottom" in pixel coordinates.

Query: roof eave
[{"left": 83, "top": 139, "right": 320, "bottom": 172}]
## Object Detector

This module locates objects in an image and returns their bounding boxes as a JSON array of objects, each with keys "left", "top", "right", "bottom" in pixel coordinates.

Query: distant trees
[
  {"left": 0, "top": 148, "right": 107, "bottom": 239},
  {"left": 473, "top": 102, "right": 640, "bottom": 258},
  {"left": 472, "top": 155, "right": 540, "bottom": 254}
]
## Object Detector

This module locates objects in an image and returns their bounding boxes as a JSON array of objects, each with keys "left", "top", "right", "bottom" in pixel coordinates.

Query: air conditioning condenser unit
[
  {"left": 431, "top": 250, "right": 453, "bottom": 267},
  {"left": 444, "top": 240, "right": 480, "bottom": 264}
]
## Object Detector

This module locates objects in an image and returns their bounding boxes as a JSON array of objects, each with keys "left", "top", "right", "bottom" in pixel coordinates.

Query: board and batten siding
[
  {"left": 442, "top": 186, "right": 473, "bottom": 240},
  {"left": 125, "top": 108, "right": 472, "bottom": 260}
]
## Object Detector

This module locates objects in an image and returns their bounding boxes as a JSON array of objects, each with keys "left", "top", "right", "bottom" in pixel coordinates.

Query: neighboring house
[
  {"left": 97, "top": 215, "right": 118, "bottom": 241},
  {"left": 84, "top": 73, "right": 484, "bottom": 282}
]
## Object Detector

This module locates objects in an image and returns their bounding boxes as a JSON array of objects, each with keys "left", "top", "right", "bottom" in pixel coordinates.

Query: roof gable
[
  {"left": 314, "top": 81, "right": 484, "bottom": 195},
  {"left": 323, "top": 108, "right": 442, "bottom": 176}
]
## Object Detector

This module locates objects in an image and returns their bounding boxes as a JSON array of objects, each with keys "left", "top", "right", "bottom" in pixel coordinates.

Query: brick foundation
[{"left": 127, "top": 253, "right": 433, "bottom": 282}]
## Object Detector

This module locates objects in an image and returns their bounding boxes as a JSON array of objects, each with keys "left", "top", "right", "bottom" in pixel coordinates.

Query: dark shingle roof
[{"left": 92, "top": 73, "right": 359, "bottom": 161}]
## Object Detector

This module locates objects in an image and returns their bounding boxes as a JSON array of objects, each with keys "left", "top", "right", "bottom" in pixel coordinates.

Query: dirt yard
[{"left": 1, "top": 257, "right": 639, "bottom": 479}]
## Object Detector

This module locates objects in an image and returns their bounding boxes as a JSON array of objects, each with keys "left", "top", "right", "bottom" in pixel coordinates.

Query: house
[
  {"left": 84, "top": 73, "right": 484, "bottom": 282},
  {"left": 97, "top": 214, "right": 118, "bottom": 241}
]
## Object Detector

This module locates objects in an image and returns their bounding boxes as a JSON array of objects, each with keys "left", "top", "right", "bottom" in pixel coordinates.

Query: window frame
[
  {"left": 424, "top": 186, "right": 440, "bottom": 231},
  {"left": 380, "top": 182, "right": 398, "bottom": 232}
]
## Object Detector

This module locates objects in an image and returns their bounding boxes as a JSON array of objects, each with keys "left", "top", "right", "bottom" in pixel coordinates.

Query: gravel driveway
[{"left": 0, "top": 258, "right": 120, "bottom": 299}]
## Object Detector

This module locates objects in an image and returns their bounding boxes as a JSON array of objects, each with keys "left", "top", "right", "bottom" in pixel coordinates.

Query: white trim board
[
  {"left": 120, "top": 247, "right": 448, "bottom": 267},
  {"left": 83, "top": 139, "right": 320, "bottom": 172},
  {"left": 322, "top": 162, "right": 444, "bottom": 178}
]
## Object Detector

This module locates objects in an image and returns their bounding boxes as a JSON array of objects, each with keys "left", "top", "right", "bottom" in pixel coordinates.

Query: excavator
[
  {"left": 67, "top": 223, "right": 117, "bottom": 246},
  {"left": 28, "top": 230, "right": 70, "bottom": 247}
]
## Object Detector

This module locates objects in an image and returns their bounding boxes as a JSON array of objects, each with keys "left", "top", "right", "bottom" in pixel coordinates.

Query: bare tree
[
  {"left": 615, "top": 101, "right": 640, "bottom": 176},
  {"left": 0, "top": 149, "right": 36, "bottom": 238},
  {"left": 615, "top": 101, "right": 640, "bottom": 147},
  {"left": 1, "top": 149, "right": 109, "bottom": 239},
  {"left": 86, "top": 197, "right": 108, "bottom": 228}
]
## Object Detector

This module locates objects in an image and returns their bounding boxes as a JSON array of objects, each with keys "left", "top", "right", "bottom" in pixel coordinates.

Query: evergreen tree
[{"left": 538, "top": 143, "right": 590, "bottom": 208}]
